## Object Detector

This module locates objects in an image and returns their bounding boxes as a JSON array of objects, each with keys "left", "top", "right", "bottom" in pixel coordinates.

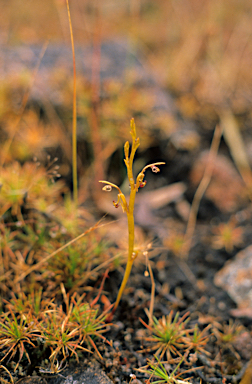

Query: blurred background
[
  {"left": 1, "top": 0, "right": 252, "bottom": 198},
  {"left": 1, "top": 3, "right": 252, "bottom": 378}
]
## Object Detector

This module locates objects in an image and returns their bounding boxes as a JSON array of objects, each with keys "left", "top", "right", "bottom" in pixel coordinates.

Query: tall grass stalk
[{"left": 66, "top": 0, "right": 78, "bottom": 206}]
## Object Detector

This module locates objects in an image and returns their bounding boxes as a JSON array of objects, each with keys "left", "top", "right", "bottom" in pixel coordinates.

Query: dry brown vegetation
[{"left": 0, "top": 1, "right": 252, "bottom": 383}]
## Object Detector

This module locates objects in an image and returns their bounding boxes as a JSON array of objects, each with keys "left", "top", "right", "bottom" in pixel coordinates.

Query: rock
[
  {"left": 0, "top": 40, "right": 176, "bottom": 114},
  {"left": 44, "top": 365, "right": 115, "bottom": 384},
  {"left": 190, "top": 152, "right": 245, "bottom": 213},
  {"left": 214, "top": 245, "right": 252, "bottom": 309}
]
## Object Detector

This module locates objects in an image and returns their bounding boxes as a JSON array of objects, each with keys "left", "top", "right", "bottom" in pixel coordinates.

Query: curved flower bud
[
  {"left": 119, "top": 193, "right": 128, "bottom": 213},
  {"left": 136, "top": 172, "right": 144, "bottom": 188},
  {"left": 151, "top": 165, "right": 160, "bottom": 173},
  {"left": 124, "top": 141, "right": 130, "bottom": 160},
  {"left": 102, "top": 185, "right": 112, "bottom": 192}
]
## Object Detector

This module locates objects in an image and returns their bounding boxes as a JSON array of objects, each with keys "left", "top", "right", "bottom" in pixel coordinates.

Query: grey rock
[
  {"left": 46, "top": 365, "right": 114, "bottom": 384},
  {"left": 214, "top": 245, "right": 252, "bottom": 308},
  {"left": 0, "top": 40, "right": 176, "bottom": 114}
]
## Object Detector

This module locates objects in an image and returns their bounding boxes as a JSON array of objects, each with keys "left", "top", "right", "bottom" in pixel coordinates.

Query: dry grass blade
[
  {"left": 180, "top": 124, "right": 223, "bottom": 259},
  {"left": 0, "top": 365, "right": 14, "bottom": 384},
  {"left": 89, "top": 0, "right": 104, "bottom": 186},
  {"left": 220, "top": 108, "right": 252, "bottom": 197}
]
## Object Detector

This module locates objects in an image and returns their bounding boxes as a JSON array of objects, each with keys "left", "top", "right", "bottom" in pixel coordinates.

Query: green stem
[
  {"left": 127, "top": 210, "right": 135, "bottom": 257},
  {"left": 113, "top": 255, "right": 133, "bottom": 311},
  {"left": 113, "top": 183, "right": 137, "bottom": 311},
  {"left": 110, "top": 119, "right": 165, "bottom": 313}
]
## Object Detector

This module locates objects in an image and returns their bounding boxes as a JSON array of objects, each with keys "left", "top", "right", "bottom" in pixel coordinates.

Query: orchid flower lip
[
  {"left": 113, "top": 200, "right": 119, "bottom": 208},
  {"left": 139, "top": 180, "right": 147, "bottom": 188}
]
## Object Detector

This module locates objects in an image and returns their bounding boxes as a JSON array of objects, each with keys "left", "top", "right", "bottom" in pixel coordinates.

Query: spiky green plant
[
  {"left": 186, "top": 324, "right": 211, "bottom": 356},
  {"left": 138, "top": 354, "right": 193, "bottom": 384},
  {"left": 70, "top": 299, "right": 110, "bottom": 359},
  {"left": 41, "top": 309, "right": 89, "bottom": 364},
  {"left": 0, "top": 310, "right": 40, "bottom": 368},
  {"left": 100, "top": 118, "right": 165, "bottom": 311},
  {"left": 139, "top": 311, "right": 190, "bottom": 361}
]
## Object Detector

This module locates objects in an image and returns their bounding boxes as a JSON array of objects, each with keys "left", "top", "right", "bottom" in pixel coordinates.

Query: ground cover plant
[{"left": 0, "top": 1, "right": 252, "bottom": 383}]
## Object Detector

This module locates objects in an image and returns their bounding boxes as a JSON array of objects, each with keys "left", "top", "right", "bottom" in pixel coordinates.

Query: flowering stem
[
  {"left": 113, "top": 119, "right": 138, "bottom": 311},
  {"left": 99, "top": 119, "right": 165, "bottom": 313}
]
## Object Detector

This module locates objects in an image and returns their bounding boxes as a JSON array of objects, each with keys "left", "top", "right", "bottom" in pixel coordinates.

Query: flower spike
[{"left": 99, "top": 119, "right": 165, "bottom": 313}]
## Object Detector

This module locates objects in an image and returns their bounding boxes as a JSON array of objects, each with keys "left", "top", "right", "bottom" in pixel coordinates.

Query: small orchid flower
[{"left": 99, "top": 118, "right": 165, "bottom": 312}]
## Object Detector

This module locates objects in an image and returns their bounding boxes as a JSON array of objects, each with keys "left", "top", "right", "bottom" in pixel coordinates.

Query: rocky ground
[{"left": 1, "top": 40, "right": 252, "bottom": 384}]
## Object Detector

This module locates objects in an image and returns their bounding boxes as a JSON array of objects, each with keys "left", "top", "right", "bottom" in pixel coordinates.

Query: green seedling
[
  {"left": 70, "top": 300, "right": 110, "bottom": 360},
  {"left": 211, "top": 217, "right": 244, "bottom": 253},
  {"left": 186, "top": 324, "right": 211, "bottom": 356},
  {"left": 0, "top": 309, "right": 40, "bottom": 368},
  {"left": 100, "top": 118, "right": 165, "bottom": 311},
  {"left": 39, "top": 306, "right": 90, "bottom": 364},
  {"left": 138, "top": 354, "right": 193, "bottom": 384},
  {"left": 6, "top": 289, "right": 54, "bottom": 319},
  {"left": 139, "top": 311, "right": 190, "bottom": 361},
  {"left": 213, "top": 319, "right": 243, "bottom": 360}
]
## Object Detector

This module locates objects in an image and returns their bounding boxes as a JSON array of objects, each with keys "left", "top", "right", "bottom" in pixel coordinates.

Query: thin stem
[
  {"left": 113, "top": 189, "right": 136, "bottom": 312},
  {"left": 127, "top": 209, "right": 135, "bottom": 254},
  {"left": 99, "top": 181, "right": 122, "bottom": 194},
  {"left": 90, "top": 0, "right": 103, "bottom": 185},
  {"left": 113, "top": 255, "right": 134, "bottom": 311},
  {"left": 142, "top": 162, "right": 166, "bottom": 173},
  {"left": 66, "top": 0, "right": 78, "bottom": 207}
]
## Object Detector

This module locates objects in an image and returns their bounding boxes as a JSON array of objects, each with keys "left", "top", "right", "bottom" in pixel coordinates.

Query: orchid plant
[{"left": 100, "top": 118, "right": 165, "bottom": 311}]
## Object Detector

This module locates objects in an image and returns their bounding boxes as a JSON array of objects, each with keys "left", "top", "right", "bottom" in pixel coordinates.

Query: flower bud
[
  {"left": 151, "top": 165, "right": 160, "bottom": 173},
  {"left": 102, "top": 185, "right": 112, "bottom": 192},
  {"left": 139, "top": 180, "right": 147, "bottom": 188},
  {"left": 124, "top": 141, "right": 129, "bottom": 159}
]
